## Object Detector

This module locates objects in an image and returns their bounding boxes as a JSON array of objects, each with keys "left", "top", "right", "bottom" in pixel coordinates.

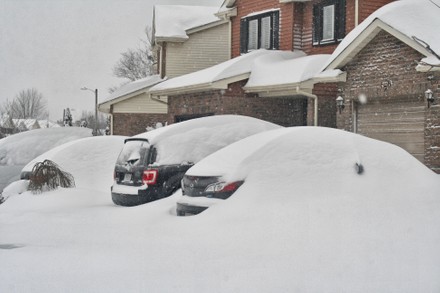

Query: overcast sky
[{"left": 0, "top": 0, "right": 223, "bottom": 121}]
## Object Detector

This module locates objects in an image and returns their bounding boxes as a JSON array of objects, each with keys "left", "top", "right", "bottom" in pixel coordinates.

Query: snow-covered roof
[
  {"left": 99, "top": 75, "right": 164, "bottom": 112},
  {"left": 323, "top": 0, "right": 440, "bottom": 71},
  {"left": 0, "top": 115, "right": 60, "bottom": 130},
  {"left": 150, "top": 50, "right": 337, "bottom": 97},
  {"left": 153, "top": 5, "right": 222, "bottom": 42},
  {"left": 149, "top": 49, "right": 279, "bottom": 96},
  {"left": 244, "top": 52, "right": 332, "bottom": 94}
]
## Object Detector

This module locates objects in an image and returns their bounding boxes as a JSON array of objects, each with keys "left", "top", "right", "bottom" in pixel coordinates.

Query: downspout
[
  {"left": 355, "top": 0, "right": 359, "bottom": 26},
  {"left": 109, "top": 105, "right": 114, "bottom": 135},
  {"left": 296, "top": 87, "right": 318, "bottom": 126}
]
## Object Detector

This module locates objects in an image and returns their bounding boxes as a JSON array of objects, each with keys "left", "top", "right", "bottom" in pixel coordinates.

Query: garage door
[{"left": 356, "top": 99, "right": 425, "bottom": 162}]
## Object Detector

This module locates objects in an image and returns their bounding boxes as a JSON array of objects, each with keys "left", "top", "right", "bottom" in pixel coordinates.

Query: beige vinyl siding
[
  {"left": 113, "top": 92, "right": 168, "bottom": 114},
  {"left": 165, "top": 23, "right": 230, "bottom": 78}
]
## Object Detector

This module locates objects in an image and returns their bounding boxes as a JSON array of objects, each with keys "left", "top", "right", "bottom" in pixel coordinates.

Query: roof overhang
[
  {"left": 98, "top": 88, "right": 150, "bottom": 113},
  {"left": 150, "top": 73, "right": 250, "bottom": 97},
  {"left": 325, "top": 19, "right": 432, "bottom": 71}
]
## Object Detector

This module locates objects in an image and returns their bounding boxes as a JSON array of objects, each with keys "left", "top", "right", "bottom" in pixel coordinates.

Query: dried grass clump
[{"left": 28, "top": 160, "right": 75, "bottom": 193}]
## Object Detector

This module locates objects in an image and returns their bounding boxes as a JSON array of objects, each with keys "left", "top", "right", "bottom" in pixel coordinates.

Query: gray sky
[{"left": 0, "top": 0, "right": 222, "bottom": 121}]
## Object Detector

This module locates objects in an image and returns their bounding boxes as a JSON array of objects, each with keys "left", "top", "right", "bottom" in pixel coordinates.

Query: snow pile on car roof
[
  {"left": 0, "top": 127, "right": 92, "bottom": 166},
  {"left": 133, "top": 115, "right": 281, "bottom": 165},
  {"left": 189, "top": 127, "right": 437, "bottom": 188}
]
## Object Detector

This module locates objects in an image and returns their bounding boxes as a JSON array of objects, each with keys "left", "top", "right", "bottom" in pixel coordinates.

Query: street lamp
[{"left": 80, "top": 87, "right": 98, "bottom": 135}]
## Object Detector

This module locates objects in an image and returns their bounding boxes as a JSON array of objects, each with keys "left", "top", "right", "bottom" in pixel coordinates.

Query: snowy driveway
[{"left": 0, "top": 165, "right": 23, "bottom": 193}]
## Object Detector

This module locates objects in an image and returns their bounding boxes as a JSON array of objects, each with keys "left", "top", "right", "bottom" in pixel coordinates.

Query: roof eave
[
  {"left": 150, "top": 73, "right": 250, "bottom": 97},
  {"left": 186, "top": 19, "right": 228, "bottom": 35},
  {"left": 325, "top": 19, "right": 432, "bottom": 70}
]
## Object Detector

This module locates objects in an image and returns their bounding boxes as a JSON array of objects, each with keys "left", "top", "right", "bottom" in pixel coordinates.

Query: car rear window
[{"left": 116, "top": 140, "right": 150, "bottom": 167}]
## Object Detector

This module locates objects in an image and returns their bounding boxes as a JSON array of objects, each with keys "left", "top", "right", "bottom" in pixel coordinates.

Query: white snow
[
  {"left": 150, "top": 50, "right": 298, "bottom": 94},
  {"left": 323, "top": 0, "right": 440, "bottom": 70},
  {"left": 244, "top": 52, "right": 330, "bottom": 89},
  {"left": 130, "top": 115, "right": 281, "bottom": 165},
  {"left": 154, "top": 5, "right": 221, "bottom": 41},
  {"left": 1, "top": 124, "right": 440, "bottom": 292},
  {"left": 22, "top": 135, "right": 126, "bottom": 191},
  {"left": 0, "top": 127, "right": 92, "bottom": 166},
  {"left": 100, "top": 75, "right": 164, "bottom": 105}
]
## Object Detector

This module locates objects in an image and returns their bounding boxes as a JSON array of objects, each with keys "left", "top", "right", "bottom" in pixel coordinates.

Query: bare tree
[
  {"left": 1, "top": 88, "right": 48, "bottom": 119},
  {"left": 112, "top": 26, "right": 156, "bottom": 82}
]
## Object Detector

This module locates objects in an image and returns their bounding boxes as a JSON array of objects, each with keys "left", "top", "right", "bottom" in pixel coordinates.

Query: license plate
[{"left": 123, "top": 173, "right": 132, "bottom": 182}]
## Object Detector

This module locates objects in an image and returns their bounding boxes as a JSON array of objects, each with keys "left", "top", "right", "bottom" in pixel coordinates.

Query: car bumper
[
  {"left": 176, "top": 202, "right": 209, "bottom": 216},
  {"left": 111, "top": 188, "right": 159, "bottom": 206}
]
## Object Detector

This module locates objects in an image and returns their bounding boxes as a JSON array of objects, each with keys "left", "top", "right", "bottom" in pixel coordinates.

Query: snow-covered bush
[{"left": 28, "top": 160, "right": 75, "bottom": 193}]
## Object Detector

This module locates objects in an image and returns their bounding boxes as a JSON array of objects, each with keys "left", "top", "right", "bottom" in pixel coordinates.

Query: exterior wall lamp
[
  {"left": 425, "top": 89, "right": 436, "bottom": 108},
  {"left": 336, "top": 96, "right": 345, "bottom": 114}
]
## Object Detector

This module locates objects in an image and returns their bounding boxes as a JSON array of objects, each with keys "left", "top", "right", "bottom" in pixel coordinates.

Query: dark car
[
  {"left": 176, "top": 176, "right": 244, "bottom": 215},
  {"left": 111, "top": 115, "right": 281, "bottom": 206}
]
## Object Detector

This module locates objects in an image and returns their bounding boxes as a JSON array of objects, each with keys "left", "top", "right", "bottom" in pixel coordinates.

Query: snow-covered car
[
  {"left": 111, "top": 115, "right": 281, "bottom": 206},
  {"left": 0, "top": 127, "right": 92, "bottom": 189},
  {"left": 19, "top": 135, "right": 126, "bottom": 190},
  {"left": 176, "top": 126, "right": 438, "bottom": 216}
]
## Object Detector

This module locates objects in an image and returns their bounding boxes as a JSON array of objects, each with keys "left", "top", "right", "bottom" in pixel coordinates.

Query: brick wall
[
  {"left": 113, "top": 113, "right": 169, "bottom": 136},
  {"left": 310, "top": 83, "right": 338, "bottom": 127},
  {"left": 300, "top": 0, "right": 394, "bottom": 55},
  {"left": 167, "top": 82, "right": 308, "bottom": 127},
  {"left": 231, "top": 0, "right": 294, "bottom": 58},
  {"left": 337, "top": 30, "right": 440, "bottom": 173}
]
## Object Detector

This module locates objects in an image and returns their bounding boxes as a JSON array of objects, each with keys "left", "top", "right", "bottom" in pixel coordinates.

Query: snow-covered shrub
[{"left": 28, "top": 160, "right": 75, "bottom": 193}]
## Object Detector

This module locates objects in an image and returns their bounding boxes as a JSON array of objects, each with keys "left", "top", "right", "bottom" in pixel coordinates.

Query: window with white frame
[
  {"left": 313, "top": 0, "right": 345, "bottom": 45},
  {"left": 240, "top": 10, "right": 279, "bottom": 54}
]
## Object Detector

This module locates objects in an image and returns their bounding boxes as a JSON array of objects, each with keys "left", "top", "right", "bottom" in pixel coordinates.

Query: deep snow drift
[
  {"left": 0, "top": 127, "right": 92, "bottom": 166},
  {"left": 0, "top": 126, "right": 439, "bottom": 292}
]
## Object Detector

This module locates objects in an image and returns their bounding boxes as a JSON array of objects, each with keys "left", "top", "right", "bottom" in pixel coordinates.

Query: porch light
[
  {"left": 336, "top": 96, "right": 345, "bottom": 114},
  {"left": 425, "top": 89, "right": 435, "bottom": 108}
]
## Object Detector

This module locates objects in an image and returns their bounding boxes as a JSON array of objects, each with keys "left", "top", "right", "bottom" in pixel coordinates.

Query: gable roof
[
  {"left": 153, "top": 5, "right": 222, "bottom": 43},
  {"left": 99, "top": 75, "right": 164, "bottom": 112},
  {"left": 323, "top": 0, "right": 440, "bottom": 72}
]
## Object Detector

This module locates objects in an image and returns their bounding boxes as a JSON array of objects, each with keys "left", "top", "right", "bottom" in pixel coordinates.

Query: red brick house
[
  {"left": 149, "top": 0, "right": 394, "bottom": 127},
  {"left": 320, "top": 0, "right": 440, "bottom": 172}
]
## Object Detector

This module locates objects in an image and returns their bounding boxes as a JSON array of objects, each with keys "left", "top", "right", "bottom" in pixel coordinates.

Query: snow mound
[
  {"left": 22, "top": 135, "right": 126, "bottom": 191},
  {"left": 0, "top": 127, "right": 92, "bottom": 166},
  {"left": 133, "top": 115, "right": 281, "bottom": 165}
]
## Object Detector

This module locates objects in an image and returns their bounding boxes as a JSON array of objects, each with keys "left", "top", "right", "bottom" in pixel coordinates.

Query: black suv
[
  {"left": 112, "top": 138, "right": 191, "bottom": 206},
  {"left": 111, "top": 115, "right": 280, "bottom": 206}
]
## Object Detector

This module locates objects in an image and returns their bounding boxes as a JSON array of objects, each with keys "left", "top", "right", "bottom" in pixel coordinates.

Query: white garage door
[{"left": 356, "top": 99, "right": 425, "bottom": 162}]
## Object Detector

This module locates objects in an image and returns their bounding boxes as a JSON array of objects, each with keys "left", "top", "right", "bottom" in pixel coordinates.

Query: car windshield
[{"left": 116, "top": 140, "right": 150, "bottom": 167}]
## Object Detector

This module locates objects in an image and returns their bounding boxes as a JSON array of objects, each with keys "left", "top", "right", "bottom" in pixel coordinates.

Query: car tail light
[
  {"left": 205, "top": 181, "right": 243, "bottom": 193},
  {"left": 142, "top": 169, "right": 158, "bottom": 185}
]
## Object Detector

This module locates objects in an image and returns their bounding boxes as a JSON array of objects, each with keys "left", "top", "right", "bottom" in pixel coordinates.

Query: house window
[
  {"left": 240, "top": 10, "right": 279, "bottom": 54},
  {"left": 313, "top": 0, "right": 345, "bottom": 45}
]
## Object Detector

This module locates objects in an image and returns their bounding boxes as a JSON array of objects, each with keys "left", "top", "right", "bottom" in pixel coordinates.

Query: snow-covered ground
[{"left": 0, "top": 126, "right": 439, "bottom": 292}]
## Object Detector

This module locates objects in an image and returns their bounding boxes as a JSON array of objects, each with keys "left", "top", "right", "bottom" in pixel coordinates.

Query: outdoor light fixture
[
  {"left": 425, "top": 89, "right": 435, "bottom": 108},
  {"left": 336, "top": 96, "right": 345, "bottom": 114}
]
